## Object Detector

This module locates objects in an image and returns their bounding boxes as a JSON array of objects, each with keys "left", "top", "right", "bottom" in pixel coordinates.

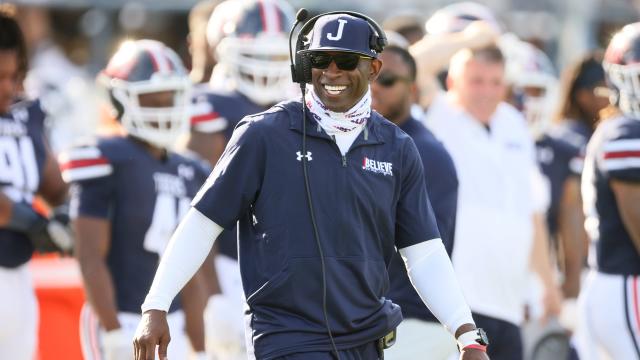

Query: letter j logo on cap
[{"left": 327, "top": 19, "right": 347, "bottom": 41}]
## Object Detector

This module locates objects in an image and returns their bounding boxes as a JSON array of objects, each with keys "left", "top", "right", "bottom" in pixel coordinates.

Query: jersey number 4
[{"left": 143, "top": 193, "right": 191, "bottom": 257}]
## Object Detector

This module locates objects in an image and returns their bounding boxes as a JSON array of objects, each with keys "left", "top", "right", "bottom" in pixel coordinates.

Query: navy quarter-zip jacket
[{"left": 193, "top": 100, "right": 440, "bottom": 359}]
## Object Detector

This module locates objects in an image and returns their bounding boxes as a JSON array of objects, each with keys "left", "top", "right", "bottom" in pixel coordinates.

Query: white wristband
[{"left": 457, "top": 330, "right": 484, "bottom": 350}]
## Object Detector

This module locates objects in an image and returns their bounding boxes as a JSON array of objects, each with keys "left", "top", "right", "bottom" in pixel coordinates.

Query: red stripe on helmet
[
  {"left": 103, "top": 56, "right": 138, "bottom": 80},
  {"left": 258, "top": 0, "right": 269, "bottom": 33}
]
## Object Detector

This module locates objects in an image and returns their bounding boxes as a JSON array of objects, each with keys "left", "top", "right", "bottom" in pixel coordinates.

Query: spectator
[
  {"left": 372, "top": 45, "right": 460, "bottom": 360},
  {"left": 425, "top": 45, "right": 562, "bottom": 360},
  {"left": 552, "top": 50, "right": 609, "bottom": 152}
]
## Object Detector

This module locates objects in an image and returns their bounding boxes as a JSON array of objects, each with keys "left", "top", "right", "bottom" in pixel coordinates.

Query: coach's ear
[{"left": 369, "top": 58, "right": 382, "bottom": 82}]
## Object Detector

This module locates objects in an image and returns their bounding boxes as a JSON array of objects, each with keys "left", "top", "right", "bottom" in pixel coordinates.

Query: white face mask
[
  {"left": 216, "top": 35, "right": 292, "bottom": 106},
  {"left": 112, "top": 77, "right": 192, "bottom": 149},
  {"left": 605, "top": 62, "right": 640, "bottom": 120}
]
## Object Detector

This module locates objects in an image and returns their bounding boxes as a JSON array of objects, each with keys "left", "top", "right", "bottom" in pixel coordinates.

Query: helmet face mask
[
  {"left": 513, "top": 75, "right": 558, "bottom": 134},
  {"left": 604, "top": 22, "right": 640, "bottom": 120},
  {"left": 216, "top": 33, "right": 291, "bottom": 105},
  {"left": 110, "top": 77, "right": 191, "bottom": 148},
  {"left": 501, "top": 36, "right": 558, "bottom": 134},
  {"left": 101, "top": 40, "right": 192, "bottom": 149},
  {"left": 603, "top": 62, "right": 640, "bottom": 119},
  {"left": 512, "top": 85, "right": 553, "bottom": 131}
]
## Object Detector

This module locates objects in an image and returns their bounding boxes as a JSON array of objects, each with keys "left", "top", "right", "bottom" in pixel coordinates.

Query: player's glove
[
  {"left": 28, "top": 205, "right": 74, "bottom": 254},
  {"left": 102, "top": 328, "right": 133, "bottom": 360},
  {"left": 204, "top": 294, "right": 246, "bottom": 359},
  {"left": 5, "top": 201, "right": 74, "bottom": 254}
]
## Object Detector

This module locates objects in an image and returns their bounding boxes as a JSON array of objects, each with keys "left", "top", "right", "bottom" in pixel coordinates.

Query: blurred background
[
  {"left": 4, "top": 0, "right": 638, "bottom": 75},
  {"left": 2, "top": 0, "right": 637, "bottom": 359}
]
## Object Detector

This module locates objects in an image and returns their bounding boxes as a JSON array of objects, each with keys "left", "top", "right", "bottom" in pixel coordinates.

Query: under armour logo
[
  {"left": 296, "top": 151, "right": 313, "bottom": 161},
  {"left": 327, "top": 19, "right": 347, "bottom": 41}
]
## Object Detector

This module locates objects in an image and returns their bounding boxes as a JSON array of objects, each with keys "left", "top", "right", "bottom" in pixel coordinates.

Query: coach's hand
[
  {"left": 134, "top": 309, "right": 171, "bottom": 360},
  {"left": 460, "top": 348, "right": 490, "bottom": 360}
]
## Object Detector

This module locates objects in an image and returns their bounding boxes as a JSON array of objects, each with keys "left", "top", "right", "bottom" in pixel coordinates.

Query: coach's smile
[
  {"left": 323, "top": 84, "right": 348, "bottom": 96},
  {"left": 311, "top": 51, "right": 382, "bottom": 112}
]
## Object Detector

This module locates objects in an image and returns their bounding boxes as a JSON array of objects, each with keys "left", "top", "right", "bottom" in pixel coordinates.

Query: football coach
[{"left": 134, "top": 10, "right": 490, "bottom": 360}]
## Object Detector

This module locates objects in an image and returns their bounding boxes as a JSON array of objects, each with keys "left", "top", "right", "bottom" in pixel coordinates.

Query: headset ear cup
[
  {"left": 377, "top": 37, "right": 388, "bottom": 52},
  {"left": 370, "top": 34, "right": 378, "bottom": 53},
  {"left": 293, "top": 52, "right": 305, "bottom": 83},
  {"left": 365, "top": 20, "right": 386, "bottom": 54},
  {"left": 301, "top": 53, "right": 313, "bottom": 83}
]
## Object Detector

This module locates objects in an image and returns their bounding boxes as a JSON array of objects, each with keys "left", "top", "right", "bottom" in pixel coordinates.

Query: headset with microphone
[
  {"left": 289, "top": 10, "right": 388, "bottom": 84},
  {"left": 287, "top": 9, "right": 387, "bottom": 359}
]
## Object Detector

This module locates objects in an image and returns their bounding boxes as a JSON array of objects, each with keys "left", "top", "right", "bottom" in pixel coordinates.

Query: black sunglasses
[
  {"left": 308, "top": 52, "right": 372, "bottom": 71},
  {"left": 376, "top": 73, "right": 412, "bottom": 87}
]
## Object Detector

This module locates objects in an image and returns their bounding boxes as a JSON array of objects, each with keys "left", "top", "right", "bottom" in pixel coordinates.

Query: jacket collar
[{"left": 285, "top": 101, "right": 385, "bottom": 146}]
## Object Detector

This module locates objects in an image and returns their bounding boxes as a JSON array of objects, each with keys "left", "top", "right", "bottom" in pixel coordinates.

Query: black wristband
[{"left": 5, "top": 201, "right": 47, "bottom": 233}]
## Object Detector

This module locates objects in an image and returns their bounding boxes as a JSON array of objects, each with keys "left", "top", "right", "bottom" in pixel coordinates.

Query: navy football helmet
[
  {"left": 206, "top": 0, "right": 294, "bottom": 105},
  {"left": 603, "top": 22, "right": 640, "bottom": 119},
  {"left": 99, "top": 39, "right": 191, "bottom": 148}
]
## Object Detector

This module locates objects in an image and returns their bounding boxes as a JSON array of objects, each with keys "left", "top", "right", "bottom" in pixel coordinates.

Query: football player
[
  {"left": 502, "top": 37, "right": 583, "bottom": 359},
  {"left": 183, "top": 0, "right": 296, "bottom": 358},
  {"left": 0, "top": 10, "right": 69, "bottom": 360},
  {"left": 60, "top": 39, "right": 209, "bottom": 360},
  {"left": 575, "top": 22, "right": 640, "bottom": 360},
  {"left": 502, "top": 38, "right": 587, "bottom": 303}
]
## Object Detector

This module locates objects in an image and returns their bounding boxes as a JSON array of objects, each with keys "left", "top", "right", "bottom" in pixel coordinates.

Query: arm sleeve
[
  {"left": 395, "top": 138, "right": 440, "bottom": 249},
  {"left": 399, "top": 239, "right": 475, "bottom": 334},
  {"left": 599, "top": 125, "right": 640, "bottom": 183},
  {"left": 141, "top": 208, "right": 223, "bottom": 312},
  {"left": 191, "top": 118, "right": 265, "bottom": 229}
]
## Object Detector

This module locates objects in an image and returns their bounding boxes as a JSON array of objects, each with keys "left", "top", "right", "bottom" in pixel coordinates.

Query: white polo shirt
[{"left": 424, "top": 94, "right": 537, "bottom": 325}]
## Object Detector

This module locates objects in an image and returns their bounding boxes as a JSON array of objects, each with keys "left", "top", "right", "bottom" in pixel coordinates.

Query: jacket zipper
[{"left": 331, "top": 135, "right": 348, "bottom": 168}]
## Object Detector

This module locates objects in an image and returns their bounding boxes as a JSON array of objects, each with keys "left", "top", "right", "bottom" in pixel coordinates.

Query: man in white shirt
[{"left": 425, "top": 45, "right": 562, "bottom": 360}]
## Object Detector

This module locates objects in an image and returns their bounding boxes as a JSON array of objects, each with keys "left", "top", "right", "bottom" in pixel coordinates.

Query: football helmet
[
  {"left": 501, "top": 35, "right": 559, "bottom": 133},
  {"left": 206, "top": 0, "right": 294, "bottom": 105},
  {"left": 425, "top": 1, "right": 501, "bottom": 35},
  {"left": 99, "top": 39, "right": 191, "bottom": 148},
  {"left": 603, "top": 22, "right": 640, "bottom": 119}
]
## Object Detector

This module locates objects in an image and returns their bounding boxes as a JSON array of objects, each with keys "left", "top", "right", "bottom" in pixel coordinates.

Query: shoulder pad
[
  {"left": 58, "top": 144, "right": 113, "bottom": 183},
  {"left": 190, "top": 93, "right": 227, "bottom": 133}
]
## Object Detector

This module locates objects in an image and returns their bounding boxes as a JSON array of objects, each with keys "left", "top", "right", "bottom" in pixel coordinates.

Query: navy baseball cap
[{"left": 303, "top": 14, "right": 379, "bottom": 58}]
